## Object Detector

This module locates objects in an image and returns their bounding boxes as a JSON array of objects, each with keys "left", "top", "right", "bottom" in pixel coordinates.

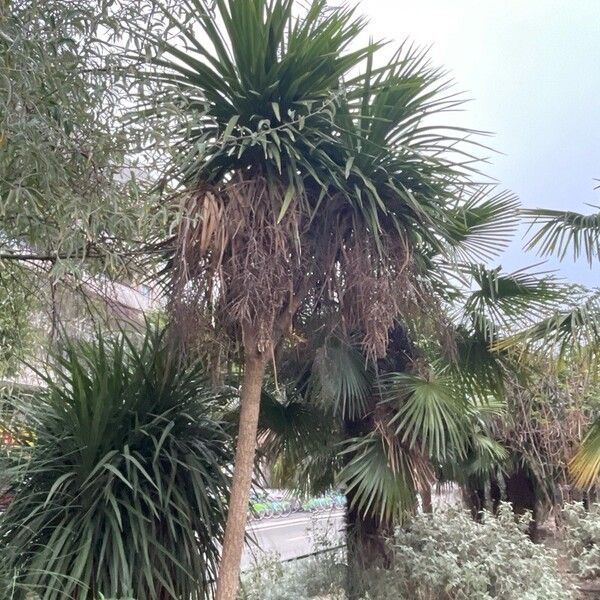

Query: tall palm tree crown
[{"left": 128, "top": 0, "right": 517, "bottom": 356}]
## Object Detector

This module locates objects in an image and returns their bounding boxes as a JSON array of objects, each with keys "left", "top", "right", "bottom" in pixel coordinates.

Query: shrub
[
  {"left": 363, "top": 504, "right": 573, "bottom": 600},
  {"left": 240, "top": 505, "right": 573, "bottom": 600},
  {"left": 0, "top": 329, "right": 231, "bottom": 600},
  {"left": 562, "top": 501, "right": 600, "bottom": 578},
  {"left": 238, "top": 551, "right": 346, "bottom": 600}
]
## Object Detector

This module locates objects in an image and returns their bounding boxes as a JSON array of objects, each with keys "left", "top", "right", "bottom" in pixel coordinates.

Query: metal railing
[{"left": 278, "top": 543, "right": 345, "bottom": 564}]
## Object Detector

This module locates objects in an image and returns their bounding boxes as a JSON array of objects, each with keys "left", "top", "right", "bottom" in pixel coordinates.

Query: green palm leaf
[
  {"left": 131, "top": 0, "right": 376, "bottom": 209},
  {"left": 449, "top": 326, "right": 507, "bottom": 401},
  {"left": 256, "top": 384, "right": 341, "bottom": 496},
  {"left": 337, "top": 433, "right": 419, "bottom": 524},
  {"left": 445, "top": 186, "right": 520, "bottom": 262},
  {"left": 309, "top": 338, "right": 372, "bottom": 420},
  {"left": 325, "top": 42, "right": 484, "bottom": 252},
  {"left": 381, "top": 371, "right": 468, "bottom": 460},
  {"left": 524, "top": 207, "right": 600, "bottom": 265},
  {"left": 571, "top": 419, "right": 600, "bottom": 488},
  {"left": 496, "top": 288, "right": 600, "bottom": 361},
  {"left": 462, "top": 265, "right": 566, "bottom": 340},
  {"left": 436, "top": 394, "right": 507, "bottom": 486}
]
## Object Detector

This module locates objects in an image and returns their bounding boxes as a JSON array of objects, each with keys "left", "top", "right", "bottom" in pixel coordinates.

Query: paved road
[
  {"left": 241, "top": 488, "right": 463, "bottom": 570},
  {"left": 242, "top": 510, "right": 345, "bottom": 569}
]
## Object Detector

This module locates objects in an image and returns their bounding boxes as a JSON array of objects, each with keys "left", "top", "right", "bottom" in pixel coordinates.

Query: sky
[{"left": 362, "top": 0, "right": 600, "bottom": 287}]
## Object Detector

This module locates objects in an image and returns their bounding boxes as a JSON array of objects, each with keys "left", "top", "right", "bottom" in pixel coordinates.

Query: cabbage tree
[{"left": 125, "top": 1, "right": 526, "bottom": 596}]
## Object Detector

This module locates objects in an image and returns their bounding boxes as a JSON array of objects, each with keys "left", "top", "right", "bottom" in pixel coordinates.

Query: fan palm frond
[
  {"left": 436, "top": 396, "right": 508, "bottom": 485},
  {"left": 449, "top": 326, "right": 507, "bottom": 401},
  {"left": 524, "top": 207, "right": 600, "bottom": 265},
  {"left": 380, "top": 371, "right": 468, "bottom": 461},
  {"left": 270, "top": 436, "right": 340, "bottom": 498},
  {"left": 570, "top": 419, "right": 600, "bottom": 489},
  {"left": 496, "top": 288, "right": 600, "bottom": 361},
  {"left": 308, "top": 337, "right": 372, "bottom": 419},
  {"left": 337, "top": 432, "right": 420, "bottom": 523},
  {"left": 256, "top": 384, "right": 341, "bottom": 496},
  {"left": 445, "top": 186, "right": 520, "bottom": 263},
  {"left": 462, "top": 265, "right": 566, "bottom": 340},
  {"left": 441, "top": 431, "right": 508, "bottom": 484}
]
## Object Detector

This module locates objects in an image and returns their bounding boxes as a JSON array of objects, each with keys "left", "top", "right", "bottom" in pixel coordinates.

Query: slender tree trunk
[
  {"left": 216, "top": 354, "right": 267, "bottom": 600},
  {"left": 420, "top": 483, "right": 433, "bottom": 514}
]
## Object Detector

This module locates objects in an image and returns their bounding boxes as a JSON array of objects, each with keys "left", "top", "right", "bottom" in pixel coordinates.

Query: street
[
  {"left": 242, "top": 510, "right": 345, "bottom": 569},
  {"left": 241, "top": 487, "right": 463, "bottom": 570}
]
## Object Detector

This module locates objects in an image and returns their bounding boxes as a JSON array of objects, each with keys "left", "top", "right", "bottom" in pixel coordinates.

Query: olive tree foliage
[
  {"left": 0, "top": 263, "right": 36, "bottom": 377},
  {"left": 0, "top": 0, "right": 172, "bottom": 364},
  {"left": 0, "top": 0, "right": 156, "bottom": 264}
]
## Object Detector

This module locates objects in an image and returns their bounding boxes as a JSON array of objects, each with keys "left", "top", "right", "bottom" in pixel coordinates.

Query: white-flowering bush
[
  {"left": 562, "top": 501, "right": 600, "bottom": 578},
  {"left": 362, "top": 504, "right": 572, "bottom": 600}
]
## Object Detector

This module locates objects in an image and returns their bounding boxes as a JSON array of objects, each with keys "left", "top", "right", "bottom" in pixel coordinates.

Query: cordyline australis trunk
[
  {"left": 168, "top": 176, "right": 317, "bottom": 600},
  {"left": 216, "top": 303, "right": 309, "bottom": 599},
  {"left": 216, "top": 314, "right": 307, "bottom": 599},
  {"left": 216, "top": 350, "right": 267, "bottom": 600}
]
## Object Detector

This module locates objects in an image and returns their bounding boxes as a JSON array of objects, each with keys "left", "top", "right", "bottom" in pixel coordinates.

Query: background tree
[
  {"left": 0, "top": 0, "right": 167, "bottom": 374},
  {"left": 0, "top": 0, "right": 157, "bottom": 268},
  {"left": 521, "top": 206, "right": 600, "bottom": 487},
  {"left": 0, "top": 264, "right": 36, "bottom": 378}
]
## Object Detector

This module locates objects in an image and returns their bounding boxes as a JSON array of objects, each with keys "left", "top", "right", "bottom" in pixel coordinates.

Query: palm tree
[
  {"left": 256, "top": 261, "right": 564, "bottom": 580},
  {"left": 515, "top": 207, "right": 600, "bottom": 488},
  {"left": 254, "top": 267, "right": 559, "bottom": 595},
  {"left": 257, "top": 325, "right": 505, "bottom": 597},
  {"left": 127, "top": 2, "right": 524, "bottom": 595}
]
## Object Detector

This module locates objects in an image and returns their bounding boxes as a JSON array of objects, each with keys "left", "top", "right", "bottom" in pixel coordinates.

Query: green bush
[
  {"left": 562, "top": 501, "right": 600, "bottom": 578},
  {"left": 239, "top": 551, "right": 346, "bottom": 600},
  {"left": 240, "top": 505, "right": 572, "bottom": 600},
  {"left": 364, "top": 504, "right": 572, "bottom": 600},
  {"left": 0, "top": 329, "right": 231, "bottom": 600}
]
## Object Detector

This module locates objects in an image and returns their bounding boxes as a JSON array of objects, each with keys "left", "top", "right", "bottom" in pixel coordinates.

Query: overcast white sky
[{"left": 361, "top": 0, "right": 600, "bottom": 286}]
